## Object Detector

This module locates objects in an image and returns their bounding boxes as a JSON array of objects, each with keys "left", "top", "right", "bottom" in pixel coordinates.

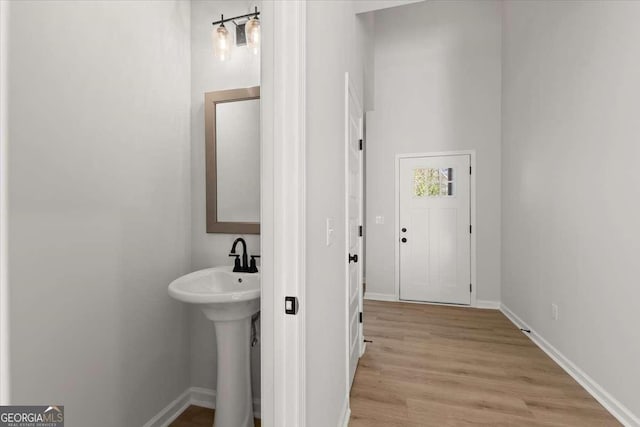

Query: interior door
[
  {"left": 346, "top": 74, "right": 363, "bottom": 388},
  {"left": 399, "top": 155, "right": 471, "bottom": 305}
]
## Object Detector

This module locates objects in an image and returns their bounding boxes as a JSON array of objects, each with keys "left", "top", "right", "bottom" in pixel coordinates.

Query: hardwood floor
[
  {"left": 349, "top": 300, "right": 620, "bottom": 426},
  {"left": 169, "top": 301, "right": 619, "bottom": 426},
  {"left": 169, "top": 405, "right": 261, "bottom": 427}
]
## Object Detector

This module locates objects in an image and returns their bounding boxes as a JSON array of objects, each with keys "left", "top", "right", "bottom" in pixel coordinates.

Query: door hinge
[
  {"left": 470, "top": 283, "right": 472, "bottom": 293},
  {"left": 469, "top": 225, "right": 472, "bottom": 233},
  {"left": 285, "top": 296, "right": 299, "bottom": 315},
  {"left": 359, "top": 225, "right": 363, "bottom": 237},
  {"left": 359, "top": 139, "right": 363, "bottom": 150},
  {"left": 359, "top": 312, "right": 363, "bottom": 323},
  {"left": 469, "top": 166, "right": 472, "bottom": 175}
]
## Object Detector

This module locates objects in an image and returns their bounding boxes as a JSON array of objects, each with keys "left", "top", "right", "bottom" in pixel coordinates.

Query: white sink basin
[
  {"left": 168, "top": 266, "right": 259, "bottom": 321},
  {"left": 168, "top": 266, "right": 260, "bottom": 427}
]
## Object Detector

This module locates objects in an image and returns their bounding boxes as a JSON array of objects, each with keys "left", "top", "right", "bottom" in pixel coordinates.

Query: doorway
[{"left": 397, "top": 153, "right": 473, "bottom": 305}]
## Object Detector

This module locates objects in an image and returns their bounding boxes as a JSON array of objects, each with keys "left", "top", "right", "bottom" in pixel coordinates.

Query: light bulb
[
  {"left": 213, "top": 24, "right": 231, "bottom": 61},
  {"left": 245, "top": 16, "right": 260, "bottom": 55}
]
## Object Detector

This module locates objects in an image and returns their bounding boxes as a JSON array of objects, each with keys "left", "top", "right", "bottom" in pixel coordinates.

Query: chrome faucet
[{"left": 229, "top": 238, "right": 259, "bottom": 273}]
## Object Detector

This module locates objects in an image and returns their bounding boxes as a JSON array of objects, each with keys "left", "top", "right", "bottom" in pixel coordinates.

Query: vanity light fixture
[
  {"left": 213, "top": 15, "right": 231, "bottom": 61},
  {"left": 212, "top": 7, "right": 261, "bottom": 60},
  {"left": 245, "top": 8, "right": 260, "bottom": 54}
]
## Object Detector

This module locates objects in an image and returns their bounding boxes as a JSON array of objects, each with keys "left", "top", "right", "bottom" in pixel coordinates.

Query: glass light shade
[
  {"left": 213, "top": 24, "right": 231, "bottom": 61},
  {"left": 245, "top": 17, "right": 260, "bottom": 54}
]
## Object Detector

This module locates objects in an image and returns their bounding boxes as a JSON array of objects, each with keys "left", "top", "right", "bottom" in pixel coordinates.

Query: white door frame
[
  {"left": 0, "top": 0, "right": 11, "bottom": 405},
  {"left": 344, "top": 72, "right": 364, "bottom": 397},
  {"left": 261, "top": 2, "right": 306, "bottom": 426},
  {"left": 394, "top": 150, "right": 477, "bottom": 307}
]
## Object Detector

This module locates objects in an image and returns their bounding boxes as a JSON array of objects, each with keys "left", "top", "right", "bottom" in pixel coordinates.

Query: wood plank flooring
[
  {"left": 168, "top": 301, "right": 619, "bottom": 426},
  {"left": 349, "top": 300, "right": 620, "bottom": 426},
  {"left": 169, "top": 405, "right": 261, "bottom": 427}
]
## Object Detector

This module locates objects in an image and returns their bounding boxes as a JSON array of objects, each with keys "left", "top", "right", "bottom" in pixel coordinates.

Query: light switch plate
[
  {"left": 326, "top": 218, "right": 335, "bottom": 246},
  {"left": 375, "top": 215, "right": 385, "bottom": 224}
]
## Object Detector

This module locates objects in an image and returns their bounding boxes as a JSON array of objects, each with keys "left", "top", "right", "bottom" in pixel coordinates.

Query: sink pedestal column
[
  {"left": 199, "top": 297, "right": 259, "bottom": 427},
  {"left": 213, "top": 317, "right": 253, "bottom": 427}
]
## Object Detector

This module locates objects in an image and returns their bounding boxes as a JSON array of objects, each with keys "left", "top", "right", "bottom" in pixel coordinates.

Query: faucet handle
[
  {"left": 229, "top": 253, "right": 241, "bottom": 272},
  {"left": 248, "top": 255, "right": 260, "bottom": 273}
]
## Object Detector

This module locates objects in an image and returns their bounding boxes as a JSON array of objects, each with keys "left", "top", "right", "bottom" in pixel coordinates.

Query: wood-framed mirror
[{"left": 205, "top": 86, "right": 260, "bottom": 234}]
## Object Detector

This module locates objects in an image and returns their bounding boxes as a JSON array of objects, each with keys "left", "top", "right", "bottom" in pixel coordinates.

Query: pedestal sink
[{"left": 168, "top": 266, "right": 259, "bottom": 427}]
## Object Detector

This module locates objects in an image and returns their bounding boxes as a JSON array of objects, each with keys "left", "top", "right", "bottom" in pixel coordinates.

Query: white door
[
  {"left": 345, "top": 74, "right": 363, "bottom": 388},
  {"left": 399, "top": 155, "right": 471, "bottom": 305}
]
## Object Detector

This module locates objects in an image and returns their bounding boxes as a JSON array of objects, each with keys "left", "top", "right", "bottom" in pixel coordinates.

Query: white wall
[
  {"left": 354, "top": 0, "right": 424, "bottom": 15},
  {"left": 189, "top": 0, "right": 261, "bottom": 398},
  {"left": 365, "top": 0, "right": 502, "bottom": 303},
  {"left": 305, "top": 1, "right": 365, "bottom": 425},
  {"left": 7, "top": 2, "right": 191, "bottom": 426},
  {"left": 358, "top": 12, "right": 375, "bottom": 113},
  {"left": 502, "top": 1, "right": 640, "bottom": 420}
]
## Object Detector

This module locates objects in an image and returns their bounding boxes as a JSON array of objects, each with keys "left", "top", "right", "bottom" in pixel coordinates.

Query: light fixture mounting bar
[{"left": 212, "top": 7, "right": 259, "bottom": 26}]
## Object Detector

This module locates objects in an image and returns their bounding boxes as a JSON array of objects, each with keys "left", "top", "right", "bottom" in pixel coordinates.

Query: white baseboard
[
  {"left": 476, "top": 300, "right": 500, "bottom": 310},
  {"left": 143, "top": 387, "right": 262, "bottom": 427},
  {"left": 189, "top": 387, "right": 215, "bottom": 410},
  {"left": 339, "top": 396, "right": 351, "bottom": 427},
  {"left": 141, "top": 389, "right": 192, "bottom": 427},
  {"left": 364, "top": 292, "right": 396, "bottom": 301},
  {"left": 500, "top": 304, "right": 640, "bottom": 427},
  {"left": 365, "top": 293, "right": 501, "bottom": 311}
]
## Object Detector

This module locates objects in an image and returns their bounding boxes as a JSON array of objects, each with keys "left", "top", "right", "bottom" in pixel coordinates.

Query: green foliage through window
[{"left": 414, "top": 168, "right": 453, "bottom": 197}]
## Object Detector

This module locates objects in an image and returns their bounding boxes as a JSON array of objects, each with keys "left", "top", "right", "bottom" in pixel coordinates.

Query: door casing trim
[
  {"left": 261, "top": 2, "right": 307, "bottom": 426},
  {"left": 0, "top": 0, "right": 10, "bottom": 404},
  {"left": 394, "top": 150, "right": 477, "bottom": 307}
]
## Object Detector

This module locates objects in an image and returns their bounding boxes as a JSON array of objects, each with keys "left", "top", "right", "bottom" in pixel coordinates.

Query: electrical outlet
[
  {"left": 551, "top": 303, "right": 559, "bottom": 320},
  {"left": 375, "top": 215, "right": 384, "bottom": 224}
]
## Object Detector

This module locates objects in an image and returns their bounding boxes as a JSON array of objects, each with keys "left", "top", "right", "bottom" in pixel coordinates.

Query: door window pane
[{"left": 414, "top": 168, "right": 454, "bottom": 197}]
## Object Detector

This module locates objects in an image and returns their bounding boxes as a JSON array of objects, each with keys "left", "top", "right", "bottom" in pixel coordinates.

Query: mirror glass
[{"left": 216, "top": 99, "right": 260, "bottom": 222}]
